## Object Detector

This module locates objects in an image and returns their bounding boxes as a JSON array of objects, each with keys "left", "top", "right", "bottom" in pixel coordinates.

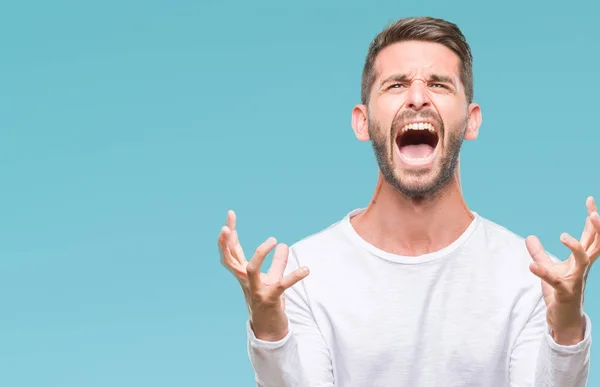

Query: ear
[
  {"left": 351, "top": 104, "right": 370, "bottom": 142},
  {"left": 464, "top": 103, "right": 482, "bottom": 141}
]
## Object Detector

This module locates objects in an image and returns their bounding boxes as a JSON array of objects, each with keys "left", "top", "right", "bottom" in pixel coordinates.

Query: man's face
[{"left": 358, "top": 40, "right": 480, "bottom": 198}]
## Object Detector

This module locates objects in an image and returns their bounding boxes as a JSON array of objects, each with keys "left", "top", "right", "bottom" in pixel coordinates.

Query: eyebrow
[
  {"left": 380, "top": 74, "right": 410, "bottom": 86},
  {"left": 380, "top": 73, "right": 456, "bottom": 87},
  {"left": 428, "top": 74, "right": 455, "bottom": 85}
]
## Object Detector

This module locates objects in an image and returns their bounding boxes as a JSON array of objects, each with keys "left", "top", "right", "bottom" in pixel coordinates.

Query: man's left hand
[{"left": 526, "top": 196, "right": 600, "bottom": 345}]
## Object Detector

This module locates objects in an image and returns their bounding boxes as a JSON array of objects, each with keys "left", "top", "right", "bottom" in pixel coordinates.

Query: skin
[
  {"left": 219, "top": 40, "right": 600, "bottom": 345},
  {"left": 350, "top": 41, "right": 481, "bottom": 256}
]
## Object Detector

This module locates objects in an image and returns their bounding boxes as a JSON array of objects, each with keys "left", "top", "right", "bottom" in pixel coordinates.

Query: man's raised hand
[
  {"left": 218, "top": 210, "right": 310, "bottom": 341},
  {"left": 526, "top": 196, "right": 600, "bottom": 345}
]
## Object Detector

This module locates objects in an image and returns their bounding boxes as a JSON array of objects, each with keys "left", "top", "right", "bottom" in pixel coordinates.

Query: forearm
[
  {"left": 534, "top": 314, "right": 592, "bottom": 387},
  {"left": 247, "top": 320, "right": 310, "bottom": 387},
  {"left": 244, "top": 248, "right": 334, "bottom": 386}
]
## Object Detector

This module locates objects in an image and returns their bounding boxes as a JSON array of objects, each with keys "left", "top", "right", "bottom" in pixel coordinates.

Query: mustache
[{"left": 390, "top": 110, "right": 443, "bottom": 138}]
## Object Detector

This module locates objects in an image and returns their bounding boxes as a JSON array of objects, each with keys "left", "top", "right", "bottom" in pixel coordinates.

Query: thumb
[{"left": 526, "top": 235, "right": 552, "bottom": 266}]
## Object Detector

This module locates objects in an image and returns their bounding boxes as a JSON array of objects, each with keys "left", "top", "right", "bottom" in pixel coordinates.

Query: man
[{"left": 218, "top": 16, "right": 597, "bottom": 386}]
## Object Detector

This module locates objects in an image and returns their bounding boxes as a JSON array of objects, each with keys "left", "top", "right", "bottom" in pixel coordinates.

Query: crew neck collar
[{"left": 340, "top": 208, "right": 481, "bottom": 264}]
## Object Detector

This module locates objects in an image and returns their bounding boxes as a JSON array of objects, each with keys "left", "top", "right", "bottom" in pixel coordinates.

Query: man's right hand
[{"left": 218, "top": 210, "right": 310, "bottom": 342}]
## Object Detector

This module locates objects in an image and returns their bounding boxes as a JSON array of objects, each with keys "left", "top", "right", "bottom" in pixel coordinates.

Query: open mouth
[{"left": 395, "top": 122, "right": 440, "bottom": 162}]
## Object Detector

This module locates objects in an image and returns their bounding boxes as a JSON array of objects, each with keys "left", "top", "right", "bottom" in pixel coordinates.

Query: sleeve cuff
[
  {"left": 545, "top": 313, "right": 592, "bottom": 353},
  {"left": 246, "top": 319, "right": 293, "bottom": 350}
]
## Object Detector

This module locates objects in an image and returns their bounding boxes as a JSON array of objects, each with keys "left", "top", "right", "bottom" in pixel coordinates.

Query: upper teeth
[{"left": 401, "top": 122, "right": 435, "bottom": 132}]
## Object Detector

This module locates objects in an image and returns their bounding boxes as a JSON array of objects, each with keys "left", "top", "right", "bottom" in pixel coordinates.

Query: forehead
[{"left": 374, "top": 40, "right": 461, "bottom": 79}]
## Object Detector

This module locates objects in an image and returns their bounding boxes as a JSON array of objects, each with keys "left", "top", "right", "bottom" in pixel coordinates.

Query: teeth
[
  {"left": 401, "top": 122, "right": 435, "bottom": 133},
  {"left": 401, "top": 153, "right": 434, "bottom": 161}
]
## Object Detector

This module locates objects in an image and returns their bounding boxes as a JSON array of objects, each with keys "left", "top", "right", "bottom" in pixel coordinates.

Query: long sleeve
[
  {"left": 246, "top": 249, "right": 335, "bottom": 387},
  {"left": 510, "top": 296, "right": 592, "bottom": 386}
]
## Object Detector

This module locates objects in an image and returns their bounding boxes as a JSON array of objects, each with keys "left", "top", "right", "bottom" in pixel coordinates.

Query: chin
[
  {"left": 391, "top": 173, "right": 445, "bottom": 198},
  {"left": 386, "top": 160, "right": 458, "bottom": 199}
]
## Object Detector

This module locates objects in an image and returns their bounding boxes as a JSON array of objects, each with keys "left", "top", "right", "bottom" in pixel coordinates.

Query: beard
[{"left": 369, "top": 111, "right": 466, "bottom": 199}]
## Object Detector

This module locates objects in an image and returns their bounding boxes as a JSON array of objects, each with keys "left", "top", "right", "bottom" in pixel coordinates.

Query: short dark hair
[{"left": 361, "top": 16, "right": 474, "bottom": 105}]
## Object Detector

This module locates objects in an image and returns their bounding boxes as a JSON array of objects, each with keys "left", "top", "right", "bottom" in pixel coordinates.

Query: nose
[{"left": 405, "top": 80, "right": 430, "bottom": 111}]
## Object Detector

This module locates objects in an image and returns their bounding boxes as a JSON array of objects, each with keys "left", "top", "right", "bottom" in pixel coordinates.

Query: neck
[{"left": 350, "top": 172, "right": 473, "bottom": 256}]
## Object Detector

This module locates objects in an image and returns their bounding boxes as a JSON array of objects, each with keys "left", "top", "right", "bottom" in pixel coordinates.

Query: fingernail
[
  {"left": 594, "top": 212, "right": 600, "bottom": 220},
  {"left": 530, "top": 262, "right": 538, "bottom": 271}
]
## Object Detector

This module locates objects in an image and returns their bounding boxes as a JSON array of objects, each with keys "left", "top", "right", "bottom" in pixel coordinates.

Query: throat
[{"left": 350, "top": 181, "right": 474, "bottom": 257}]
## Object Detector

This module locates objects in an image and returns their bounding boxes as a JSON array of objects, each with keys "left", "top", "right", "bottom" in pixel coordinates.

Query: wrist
[
  {"left": 249, "top": 307, "right": 289, "bottom": 342},
  {"left": 550, "top": 315, "right": 586, "bottom": 345}
]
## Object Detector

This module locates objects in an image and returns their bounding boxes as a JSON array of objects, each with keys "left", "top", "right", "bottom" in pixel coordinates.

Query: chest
[{"left": 310, "top": 263, "right": 514, "bottom": 385}]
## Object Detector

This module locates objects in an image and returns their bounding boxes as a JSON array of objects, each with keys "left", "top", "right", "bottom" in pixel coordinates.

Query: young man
[{"left": 218, "top": 16, "right": 597, "bottom": 386}]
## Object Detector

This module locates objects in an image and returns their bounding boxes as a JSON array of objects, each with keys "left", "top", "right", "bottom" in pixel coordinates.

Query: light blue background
[{"left": 1, "top": 1, "right": 599, "bottom": 386}]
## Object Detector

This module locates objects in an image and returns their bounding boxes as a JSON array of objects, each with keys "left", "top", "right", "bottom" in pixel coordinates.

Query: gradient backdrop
[{"left": 1, "top": 1, "right": 599, "bottom": 386}]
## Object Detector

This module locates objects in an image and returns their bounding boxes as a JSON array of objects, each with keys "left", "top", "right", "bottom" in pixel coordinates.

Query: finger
[
  {"left": 580, "top": 216, "right": 595, "bottom": 250},
  {"left": 589, "top": 209, "right": 600, "bottom": 236},
  {"left": 220, "top": 226, "right": 246, "bottom": 264},
  {"left": 217, "top": 227, "right": 229, "bottom": 263},
  {"left": 228, "top": 229, "right": 247, "bottom": 264},
  {"left": 560, "top": 232, "right": 590, "bottom": 269},
  {"left": 279, "top": 266, "right": 310, "bottom": 290},
  {"left": 246, "top": 237, "right": 278, "bottom": 289},
  {"left": 581, "top": 197, "right": 598, "bottom": 249},
  {"left": 227, "top": 210, "right": 237, "bottom": 230},
  {"left": 588, "top": 211, "right": 600, "bottom": 262},
  {"left": 218, "top": 227, "right": 246, "bottom": 278},
  {"left": 218, "top": 227, "right": 233, "bottom": 263},
  {"left": 222, "top": 212, "right": 247, "bottom": 264},
  {"left": 525, "top": 235, "right": 553, "bottom": 266},
  {"left": 267, "top": 243, "right": 289, "bottom": 283},
  {"left": 587, "top": 196, "right": 598, "bottom": 217},
  {"left": 219, "top": 227, "right": 243, "bottom": 266},
  {"left": 529, "top": 261, "right": 567, "bottom": 292},
  {"left": 224, "top": 210, "right": 239, "bottom": 249},
  {"left": 526, "top": 235, "right": 568, "bottom": 291}
]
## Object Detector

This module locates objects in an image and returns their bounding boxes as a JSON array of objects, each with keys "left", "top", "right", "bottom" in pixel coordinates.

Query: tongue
[{"left": 400, "top": 144, "right": 434, "bottom": 159}]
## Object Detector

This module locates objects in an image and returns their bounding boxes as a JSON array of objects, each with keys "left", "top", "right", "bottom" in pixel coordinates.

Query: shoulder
[
  {"left": 477, "top": 213, "right": 560, "bottom": 259},
  {"left": 474, "top": 213, "right": 560, "bottom": 280},
  {"left": 289, "top": 217, "right": 348, "bottom": 258},
  {"left": 285, "top": 210, "right": 361, "bottom": 269}
]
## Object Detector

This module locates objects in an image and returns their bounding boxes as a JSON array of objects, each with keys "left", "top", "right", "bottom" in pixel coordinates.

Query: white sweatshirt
[{"left": 246, "top": 210, "right": 592, "bottom": 386}]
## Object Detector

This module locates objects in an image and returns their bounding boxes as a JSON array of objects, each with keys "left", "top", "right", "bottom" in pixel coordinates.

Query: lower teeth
[{"left": 401, "top": 153, "right": 433, "bottom": 161}]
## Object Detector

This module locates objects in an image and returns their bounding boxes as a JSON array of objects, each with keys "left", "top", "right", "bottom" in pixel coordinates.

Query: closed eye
[
  {"left": 388, "top": 83, "right": 406, "bottom": 89},
  {"left": 429, "top": 83, "right": 449, "bottom": 89}
]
